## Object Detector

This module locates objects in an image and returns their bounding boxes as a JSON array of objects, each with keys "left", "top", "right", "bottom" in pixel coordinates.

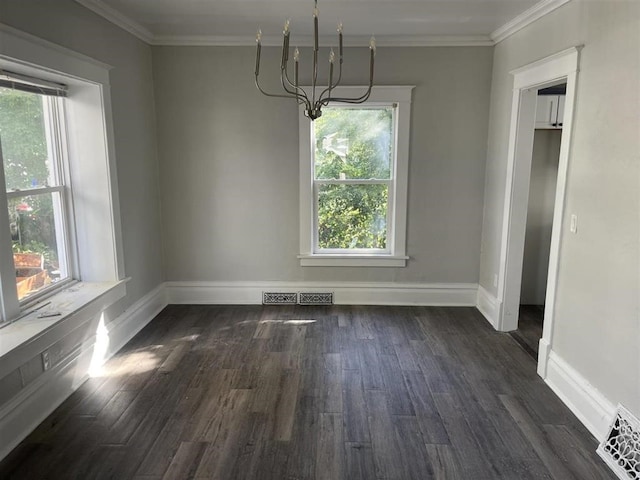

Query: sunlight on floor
[
  {"left": 88, "top": 313, "right": 109, "bottom": 377},
  {"left": 88, "top": 313, "right": 162, "bottom": 378},
  {"left": 259, "top": 319, "right": 316, "bottom": 325},
  {"left": 91, "top": 350, "right": 161, "bottom": 378}
]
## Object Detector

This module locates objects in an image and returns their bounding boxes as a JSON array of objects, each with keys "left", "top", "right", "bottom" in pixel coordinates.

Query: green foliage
[
  {"left": 314, "top": 107, "right": 393, "bottom": 249},
  {"left": 318, "top": 184, "right": 388, "bottom": 249},
  {"left": 0, "top": 87, "right": 50, "bottom": 190},
  {"left": 1, "top": 88, "right": 59, "bottom": 268}
]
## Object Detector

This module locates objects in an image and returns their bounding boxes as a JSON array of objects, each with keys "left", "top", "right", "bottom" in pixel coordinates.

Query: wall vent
[
  {"left": 298, "top": 292, "right": 333, "bottom": 305},
  {"left": 597, "top": 404, "right": 640, "bottom": 479},
  {"left": 262, "top": 292, "right": 297, "bottom": 305}
]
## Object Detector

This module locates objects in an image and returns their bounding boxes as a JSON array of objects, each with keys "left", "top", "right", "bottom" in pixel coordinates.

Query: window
[
  {"left": 0, "top": 28, "right": 126, "bottom": 327},
  {"left": 0, "top": 81, "right": 73, "bottom": 304},
  {"left": 299, "top": 86, "right": 413, "bottom": 267}
]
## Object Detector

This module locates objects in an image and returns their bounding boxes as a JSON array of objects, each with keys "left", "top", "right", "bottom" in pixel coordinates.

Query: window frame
[
  {"left": 298, "top": 85, "right": 413, "bottom": 267},
  {"left": 1, "top": 89, "right": 77, "bottom": 306}
]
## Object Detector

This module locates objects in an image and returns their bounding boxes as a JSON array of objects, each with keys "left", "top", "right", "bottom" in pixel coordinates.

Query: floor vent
[
  {"left": 597, "top": 404, "right": 640, "bottom": 479},
  {"left": 298, "top": 292, "right": 333, "bottom": 305},
  {"left": 262, "top": 292, "right": 297, "bottom": 305}
]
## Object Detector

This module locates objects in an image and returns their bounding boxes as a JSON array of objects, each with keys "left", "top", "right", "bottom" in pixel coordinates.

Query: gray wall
[
  {"left": 0, "top": 0, "right": 164, "bottom": 306},
  {"left": 153, "top": 46, "right": 493, "bottom": 284},
  {"left": 479, "top": 0, "right": 639, "bottom": 415},
  {"left": 520, "top": 129, "right": 561, "bottom": 305}
]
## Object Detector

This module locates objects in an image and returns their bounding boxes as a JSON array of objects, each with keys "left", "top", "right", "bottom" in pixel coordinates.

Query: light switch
[{"left": 570, "top": 214, "right": 578, "bottom": 234}]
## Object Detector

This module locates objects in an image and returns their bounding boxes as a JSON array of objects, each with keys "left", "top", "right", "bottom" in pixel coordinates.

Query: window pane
[
  {"left": 317, "top": 184, "right": 388, "bottom": 250},
  {"left": 314, "top": 107, "right": 393, "bottom": 180},
  {"left": 0, "top": 87, "right": 55, "bottom": 191},
  {"left": 9, "top": 193, "right": 68, "bottom": 301}
]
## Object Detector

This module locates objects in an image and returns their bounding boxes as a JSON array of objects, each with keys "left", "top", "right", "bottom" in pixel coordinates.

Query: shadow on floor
[{"left": 509, "top": 304, "right": 544, "bottom": 360}]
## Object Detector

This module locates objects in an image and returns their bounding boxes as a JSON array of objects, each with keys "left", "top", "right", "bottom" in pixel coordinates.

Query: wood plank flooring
[
  {"left": 0, "top": 305, "right": 615, "bottom": 479},
  {"left": 510, "top": 305, "right": 544, "bottom": 359}
]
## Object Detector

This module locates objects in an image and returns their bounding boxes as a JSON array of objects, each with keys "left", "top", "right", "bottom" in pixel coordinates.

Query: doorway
[
  {"left": 511, "top": 85, "right": 565, "bottom": 359},
  {"left": 496, "top": 47, "right": 580, "bottom": 378}
]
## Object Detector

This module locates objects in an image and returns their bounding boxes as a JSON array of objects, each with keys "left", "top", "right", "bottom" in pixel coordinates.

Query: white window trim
[
  {"left": 0, "top": 24, "right": 126, "bottom": 325},
  {"left": 298, "top": 85, "right": 413, "bottom": 267}
]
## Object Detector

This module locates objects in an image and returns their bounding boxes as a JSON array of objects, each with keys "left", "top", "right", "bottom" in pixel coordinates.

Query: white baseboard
[
  {"left": 542, "top": 350, "right": 616, "bottom": 441},
  {"left": 476, "top": 285, "right": 501, "bottom": 328},
  {"left": 0, "top": 284, "right": 167, "bottom": 462},
  {"left": 537, "top": 337, "right": 551, "bottom": 377},
  {"left": 165, "top": 281, "right": 479, "bottom": 306},
  {"left": 0, "top": 345, "right": 93, "bottom": 462},
  {"left": 102, "top": 284, "right": 167, "bottom": 359}
]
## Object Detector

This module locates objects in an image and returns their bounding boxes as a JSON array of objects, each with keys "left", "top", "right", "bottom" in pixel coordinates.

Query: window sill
[
  {"left": 298, "top": 254, "right": 408, "bottom": 267},
  {"left": 0, "top": 280, "right": 127, "bottom": 378}
]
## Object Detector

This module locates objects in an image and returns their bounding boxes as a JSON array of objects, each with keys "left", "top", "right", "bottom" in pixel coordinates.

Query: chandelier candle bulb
[
  {"left": 255, "top": 29, "right": 262, "bottom": 75},
  {"left": 313, "top": 3, "right": 319, "bottom": 52},
  {"left": 370, "top": 36, "right": 376, "bottom": 53},
  {"left": 328, "top": 49, "right": 335, "bottom": 88},
  {"left": 294, "top": 47, "right": 300, "bottom": 88},
  {"left": 284, "top": 18, "right": 290, "bottom": 34}
]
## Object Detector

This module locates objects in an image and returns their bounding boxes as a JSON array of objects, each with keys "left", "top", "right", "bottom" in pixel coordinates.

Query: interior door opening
[{"left": 509, "top": 82, "right": 566, "bottom": 360}]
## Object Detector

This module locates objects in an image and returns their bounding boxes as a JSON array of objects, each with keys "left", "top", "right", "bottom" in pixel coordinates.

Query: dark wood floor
[
  {"left": 0, "top": 305, "right": 614, "bottom": 479},
  {"left": 511, "top": 305, "right": 545, "bottom": 360}
]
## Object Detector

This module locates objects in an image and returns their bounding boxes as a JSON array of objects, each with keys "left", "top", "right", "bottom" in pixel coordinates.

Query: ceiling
[{"left": 75, "top": 0, "right": 569, "bottom": 46}]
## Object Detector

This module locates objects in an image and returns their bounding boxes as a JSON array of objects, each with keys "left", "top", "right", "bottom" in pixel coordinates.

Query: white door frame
[{"left": 496, "top": 47, "right": 580, "bottom": 377}]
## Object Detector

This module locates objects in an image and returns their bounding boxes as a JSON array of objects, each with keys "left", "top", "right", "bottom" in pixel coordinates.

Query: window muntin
[
  {"left": 0, "top": 86, "right": 72, "bottom": 303},
  {"left": 313, "top": 106, "right": 395, "bottom": 253}
]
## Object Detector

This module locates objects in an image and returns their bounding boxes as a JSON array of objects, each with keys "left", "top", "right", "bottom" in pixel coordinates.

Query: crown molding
[
  {"left": 74, "top": 0, "right": 569, "bottom": 48},
  {"left": 490, "top": 0, "right": 573, "bottom": 44},
  {"left": 74, "top": 0, "right": 154, "bottom": 44},
  {"left": 151, "top": 34, "right": 493, "bottom": 47}
]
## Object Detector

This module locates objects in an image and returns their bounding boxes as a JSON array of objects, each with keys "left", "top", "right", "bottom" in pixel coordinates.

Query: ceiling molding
[
  {"left": 490, "top": 0, "right": 572, "bottom": 44},
  {"left": 151, "top": 34, "right": 494, "bottom": 48},
  {"left": 74, "top": 0, "right": 154, "bottom": 44},
  {"left": 73, "top": 0, "right": 568, "bottom": 48}
]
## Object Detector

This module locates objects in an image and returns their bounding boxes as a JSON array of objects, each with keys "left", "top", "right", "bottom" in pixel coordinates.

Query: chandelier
[{"left": 254, "top": 0, "right": 376, "bottom": 121}]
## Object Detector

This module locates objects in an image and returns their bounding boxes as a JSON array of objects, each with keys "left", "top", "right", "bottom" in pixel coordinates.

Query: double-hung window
[
  {"left": 0, "top": 75, "right": 74, "bottom": 312},
  {"left": 299, "top": 86, "right": 413, "bottom": 267}
]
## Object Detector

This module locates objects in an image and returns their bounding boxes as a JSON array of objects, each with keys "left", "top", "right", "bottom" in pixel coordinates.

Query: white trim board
[
  {"left": 476, "top": 285, "right": 501, "bottom": 329},
  {"left": 165, "top": 281, "right": 478, "bottom": 306},
  {"left": 72, "top": 0, "right": 570, "bottom": 47},
  {"left": 0, "top": 285, "right": 165, "bottom": 462},
  {"left": 543, "top": 350, "right": 616, "bottom": 441},
  {"left": 496, "top": 46, "right": 579, "bottom": 333},
  {"left": 490, "top": 0, "right": 573, "bottom": 44},
  {"left": 74, "top": 0, "right": 154, "bottom": 43}
]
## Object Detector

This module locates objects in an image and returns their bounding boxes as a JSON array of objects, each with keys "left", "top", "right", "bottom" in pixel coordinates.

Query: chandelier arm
[
  {"left": 282, "top": 66, "right": 309, "bottom": 105},
  {"left": 255, "top": 75, "right": 303, "bottom": 100},
  {"left": 311, "top": 0, "right": 319, "bottom": 106},
  {"left": 316, "top": 60, "right": 343, "bottom": 104},
  {"left": 319, "top": 47, "right": 373, "bottom": 106},
  {"left": 279, "top": 68, "right": 302, "bottom": 98},
  {"left": 320, "top": 82, "right": 373, "bottom": 105},
  {"left": 319, "top": 95, "right": 370, "bottom": 108}
]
